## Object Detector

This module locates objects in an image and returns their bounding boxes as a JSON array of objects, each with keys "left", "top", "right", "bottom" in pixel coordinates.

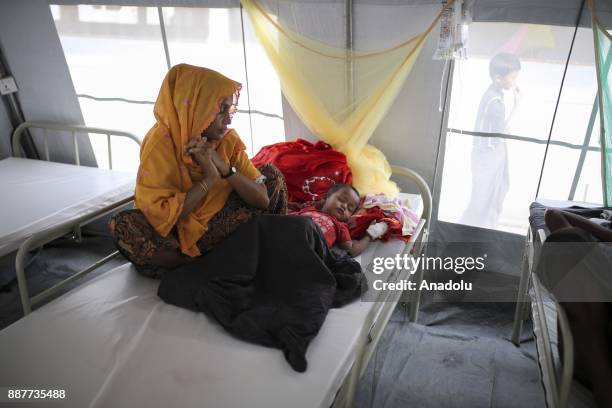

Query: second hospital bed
[
  {"left": 0, "top": 122, "right": 140, "bottom": 257},
  {"left": 511, "top": 199, "right": 601, "bottom": 408},
  {"left": 0, "top": 122, "right": 140, "bottom": 314},
  {"left": 0, "top": 166, "right": 431, "bottom": 408}
]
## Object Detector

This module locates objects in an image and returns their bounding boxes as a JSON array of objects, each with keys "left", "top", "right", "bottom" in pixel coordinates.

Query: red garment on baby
[
  {"left": 251, "top": 139, "right": 352, "bottom": 203},
  {"left": 348, "top": 207, "right": 410, "bottom": 242},
  {"left": 296, "top": 206, "right": 352, "bottom": 248}
]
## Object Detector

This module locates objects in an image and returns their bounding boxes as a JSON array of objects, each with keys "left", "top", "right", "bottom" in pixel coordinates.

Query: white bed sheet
[
  {"left": 0, "top": 158, "right": 135, "bottom": 257},
  {"left": 0, "top": 193, "right": 422, "bottom": 408}
]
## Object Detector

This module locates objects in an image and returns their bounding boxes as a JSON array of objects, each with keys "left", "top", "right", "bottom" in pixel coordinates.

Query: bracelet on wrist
[{"left": 198, "top": 179, "right": 209, "bottom": 195}]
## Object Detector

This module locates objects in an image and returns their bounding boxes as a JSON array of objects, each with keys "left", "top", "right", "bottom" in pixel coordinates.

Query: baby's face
[{"left": 322, "top": 187, "right": 360, "bottom": 222}]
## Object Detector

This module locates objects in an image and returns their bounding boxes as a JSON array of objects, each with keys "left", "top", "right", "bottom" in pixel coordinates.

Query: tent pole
[
  {"left": 240, "top": 4, "right": 255, "bottom": 155},
  {"left": 535, "top": 0, "right": 586, "bottom": 199},
  {"left": 569, "top": 95, "right": 599, "bottom": 201},
  {"left": 588, "top": 0, "right": 610, "bottom": 206},
  {"left": 571, "top": 32, "right": 612, "bottom": 202},
  {"left": 157, "top": 7, "right": 172, "bottom": 70},
  {"left": 345, "top": 0, "right": 354, "bottom": 108}
]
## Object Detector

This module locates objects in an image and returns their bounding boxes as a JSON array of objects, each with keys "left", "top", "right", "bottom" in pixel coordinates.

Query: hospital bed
[
  {"left": 0, "top": 165, "right": 431, "bottom": 408},
  {"left": 511, "top": 200, "right": 598, "bottom": 408},
  {"left": 1, "top": 122, "right": 140, "bottom": 314}
]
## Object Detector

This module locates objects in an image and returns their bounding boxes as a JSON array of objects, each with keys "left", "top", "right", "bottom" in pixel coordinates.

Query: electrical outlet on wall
[{"left": 0, "top": 76, "right": 18, "bottom": 95}]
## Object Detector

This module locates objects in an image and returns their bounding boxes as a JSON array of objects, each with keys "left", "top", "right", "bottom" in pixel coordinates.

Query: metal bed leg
[
  {"left": 511, "top": 238, "right": 531, "bottom": 345},
  {"left": 15, "top": 248, "right": 32, "bottom": 315},
  {"left": 408, "top": 231, "right": 427, "bottom": 323},
  {"left": 409, "top": 261, "right": 425, "bottom": 323},
  {"left": 557, "top": 304, "right": 574, "bottom": 408}
]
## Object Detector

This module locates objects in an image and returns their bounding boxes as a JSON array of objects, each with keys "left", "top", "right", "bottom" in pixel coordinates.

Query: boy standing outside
[{"left": 461, "top": 52, "right": 521, "bottom": 229}]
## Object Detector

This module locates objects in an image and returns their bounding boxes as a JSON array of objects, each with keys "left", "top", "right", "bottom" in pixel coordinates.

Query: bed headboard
[
  {"left": 390, "top": 164, "right": 432, "bottom": 237},
  {"left": 12, "top": 121, "right": 141, "bottom": 169}
]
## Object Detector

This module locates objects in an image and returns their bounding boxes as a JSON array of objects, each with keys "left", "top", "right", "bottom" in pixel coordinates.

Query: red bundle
[{"left": 252, "top": 139, "right": 352, "bottom": 203}]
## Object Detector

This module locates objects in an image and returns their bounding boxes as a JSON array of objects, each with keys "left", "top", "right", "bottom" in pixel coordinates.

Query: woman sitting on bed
[{"left": 109, "top": 64, "right": 287, "bottom": 278}]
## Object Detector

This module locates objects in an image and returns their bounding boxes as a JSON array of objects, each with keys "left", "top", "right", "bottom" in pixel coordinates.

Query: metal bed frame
[
  {"left": 511, "top": 227, "right": 575, "bottom": 408},
  {"left": 335, "top": 217, "right": 427, "bottom": 408},
  {"left": 12, "top": 157, "right": 432, "bottom": 408},
  {"left": 12, "top": 121, "right": 141, "bottom": 168},
  {"left": 11, "top": 121, "right": 141, "bottom": 315}
]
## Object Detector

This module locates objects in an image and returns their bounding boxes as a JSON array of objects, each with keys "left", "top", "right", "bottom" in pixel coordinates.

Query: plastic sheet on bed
[
  {"left": 0, "top": 247, "right": 398, "bottom": 407},
  {"left": 0, "top": 157, "right": 135, "bottom": 256}
]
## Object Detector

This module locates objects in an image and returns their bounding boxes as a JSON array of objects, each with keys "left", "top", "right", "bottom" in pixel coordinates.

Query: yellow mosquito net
[{"left": 241, "top": 0, "right": 454, "bottom": 196}]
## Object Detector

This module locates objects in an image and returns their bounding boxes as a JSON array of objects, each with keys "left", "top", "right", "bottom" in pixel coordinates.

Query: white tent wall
[
  {"left": 357, "top": 3, "right": 446, "bottom": 195},
  {"left": 472, "top": 0, "right": 612, "bottom": 28},
  {"left": 0, "top": 0, "right": 96, "bottom": 166},
  {"left": 269, "top": 0, "right": 347, "bottom": 143},
  {"left": 53, "top": 0, "right": 241, "bottom": 6},
  {"left": 282, "top": 95, "right": 318, "bottom": 142}
]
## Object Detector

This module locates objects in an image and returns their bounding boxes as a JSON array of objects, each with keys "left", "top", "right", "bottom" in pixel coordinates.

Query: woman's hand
[
  {"left": 207, "top": 148, "right": 230, "bottom": 176},
  {"left": 185, "top": 138, "right": 220, "bottom": 184},
  {"left": 185, "top": 137, "right": 269, "bottom": 210},
  {"left": 178, "top": 138, "right": 222, "bottom": 221},
  {"left": 186, "top": 138, "right": 230, "bottom": 176}
]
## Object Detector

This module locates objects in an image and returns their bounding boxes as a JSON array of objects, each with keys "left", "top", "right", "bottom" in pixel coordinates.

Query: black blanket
[
  {"left": 158, "top": 215, "right": 365, "bottom": 372},
  {"left": 529, "top": 202, "right": 609, "bottom": 238}
]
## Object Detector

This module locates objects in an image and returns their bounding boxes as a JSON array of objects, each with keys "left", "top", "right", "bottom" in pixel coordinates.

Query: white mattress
[
  {"left": 0, "top": 193, "right": 423, "bottom": 408},
  {"left": 0, "top": 157, "right": 135, "bottom": 257}
]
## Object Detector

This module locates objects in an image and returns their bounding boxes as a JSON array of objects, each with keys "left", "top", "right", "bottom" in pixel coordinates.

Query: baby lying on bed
[{"left": 295, "top": 184, "right": 388, "bottom": 257}]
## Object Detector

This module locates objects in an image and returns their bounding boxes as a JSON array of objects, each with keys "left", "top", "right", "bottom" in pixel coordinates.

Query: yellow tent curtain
[{"left": 241, "top": 0, "right": 453, "bottom": 196}]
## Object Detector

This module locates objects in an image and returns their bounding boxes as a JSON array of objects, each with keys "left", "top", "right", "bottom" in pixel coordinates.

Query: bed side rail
[
  {"left": 12, "top": 121, "right": 141, "bottom": 169},
  {"left": 390, "top": 165, "right": 432, "bottom": 321},
  {"left": 15, "top": 194, "right": 133, "bottom": 315},
  {"left": 536, "top": 227, "right": 573, "bottom": 405},
  {"left": 533, "top": 228, "right": 574, "bottom": 408},
  {"left": 515, "top": 226, "right": 574, "bottom": 408},
  {"left": 336, "top": 218, "right": 425, "bottom": 408},
  {"left": 556, "top": 300, "right": 574, "bottom": 408},
  {"left": 531, "top": 273, "right": 575, "bottom": 408},
  {"left": 390, "top": 165, "right": 432, "bottom": 238},
  {"left": 336, "top": 165, "right": 432, "bottom": 408}
]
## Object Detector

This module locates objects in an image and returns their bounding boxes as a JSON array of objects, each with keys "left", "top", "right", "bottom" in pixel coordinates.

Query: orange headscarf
[{"left": 135, "top": 64, "right": 260, "bottom": 257}]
